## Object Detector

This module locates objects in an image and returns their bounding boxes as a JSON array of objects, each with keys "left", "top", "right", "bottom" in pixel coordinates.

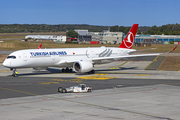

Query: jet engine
[
  {"left": 32, "top": 67, "right": 48, "bottom": 70},
  {"left": 73, "top": 61, "right": 93, "bottom": 73}
]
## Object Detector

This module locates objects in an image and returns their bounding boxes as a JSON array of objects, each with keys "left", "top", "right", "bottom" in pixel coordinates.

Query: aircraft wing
[
  {"left": 56, "top": 45, "right": 177, "bottom": 65},
  {"left": 55, "top": 53, "right": 159, "bottom": 65},
  {"left": 92, "top": 45, "right": 178, "bottom": 62},
  {"left": 91, "top": 53, "right": 160, "bottom": 62}
]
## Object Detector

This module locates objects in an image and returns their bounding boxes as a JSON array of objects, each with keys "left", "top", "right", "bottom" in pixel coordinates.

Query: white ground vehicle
[{"left": 58, "top": 84, "right": 92, "bottom": 93}]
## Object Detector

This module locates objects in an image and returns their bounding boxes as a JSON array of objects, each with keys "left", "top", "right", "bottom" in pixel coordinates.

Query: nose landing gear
[{"left": 11, "top": 68, "right": 18, "bottom": 77}]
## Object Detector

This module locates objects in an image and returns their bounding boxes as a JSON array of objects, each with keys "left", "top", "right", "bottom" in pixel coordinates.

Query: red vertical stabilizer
[
  {"left": 37, "top": 43, "right": 42, "bottom": 49},
  {"left": 119, "top": 24, "right": 139, "bottom": 49}
]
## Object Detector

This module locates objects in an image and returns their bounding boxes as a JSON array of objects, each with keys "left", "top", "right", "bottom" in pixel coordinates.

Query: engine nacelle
[
  {"left": 32, "top": 67, "right": 48, "bottom": 70},
  {"left": 73, "top": 61, "right": 93, "bottom": 73}
]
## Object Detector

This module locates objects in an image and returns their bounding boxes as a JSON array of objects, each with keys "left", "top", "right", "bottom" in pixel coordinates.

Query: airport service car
[{"left": 58, "top": 84, "right": 92, "bottom": 93}]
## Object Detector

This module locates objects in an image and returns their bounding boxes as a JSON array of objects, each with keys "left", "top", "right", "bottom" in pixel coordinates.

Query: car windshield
[{"left": 7, "top": 56, "right": 16, "bottom": 59}]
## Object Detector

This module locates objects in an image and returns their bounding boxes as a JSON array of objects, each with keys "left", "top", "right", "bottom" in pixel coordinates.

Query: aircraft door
[{"left": 23, "top": 53, "right": 27, "bottom": 61}]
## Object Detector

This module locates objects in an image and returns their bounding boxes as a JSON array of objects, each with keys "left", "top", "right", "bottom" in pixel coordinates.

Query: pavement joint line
[
  {"left": 133, "top": 74, "right": 150, "bottom": 76},
  {"left": 160, "top": 83, "right": 180, "bottom": 85},
  {"left": 21, "top": 106, "right": 31, "bottom": 108},
  {"left": 107, "top": 117, "right": 123, "bottom": 120},
  {"left": 86, "top": 114, "right": 98, "bottom": 116},
  {"left": 41, "top": 108, "right": 52, "bottom": 111},
  {"left": 63, "top": 111, "right": 74, "bottom": 113},
  {"left": 0, "top": 86, "right": 174, "bottom": 119},
  {"left": 117, "top": 58, "right": 135, "bottom": 67},
  {"left": 145, "top": 56, "right": 159, "bottom": 70}
]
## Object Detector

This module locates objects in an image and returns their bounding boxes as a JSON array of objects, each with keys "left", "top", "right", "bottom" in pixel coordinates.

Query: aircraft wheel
[
  {"left": 12, "top": 74, "right": 16, "bottom": 77},
  {"left": 62, "top": 68, "right": 65, "bottom": 73},
  {"left": 65, "top": 68, "right": 69, "bottom": 73},
  {"left": 88, "top": 70, "right": 95, "bottom": 74}
]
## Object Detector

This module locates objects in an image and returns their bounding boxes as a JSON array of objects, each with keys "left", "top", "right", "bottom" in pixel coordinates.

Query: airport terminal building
[
  {"left": 25, "top": 35, "right": 66, "bottom": 42},
  {"left": 77, "top": 30, "right": 124, "bottom": 44},
  {"left": 134, "top": 35, "right": 180, "bottom": 44},
  {"left": 25, "top": 31, "right": 180, "bottom": 45}
]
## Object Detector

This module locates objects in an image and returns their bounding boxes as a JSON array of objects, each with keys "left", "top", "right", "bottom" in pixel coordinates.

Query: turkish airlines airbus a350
[{"left": 3, "top": 24, "right": 177, "bottom": 76}]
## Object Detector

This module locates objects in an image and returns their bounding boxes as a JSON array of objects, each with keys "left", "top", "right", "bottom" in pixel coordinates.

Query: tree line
[
  {"left": 1, "top": 23, "right": 180, "bottom": 35},
  {"left": 110, "top": 23, "right": 180, "bottom": 35},
  {"left": 0, "top": 24, "right": 109, "bottom": 33}
]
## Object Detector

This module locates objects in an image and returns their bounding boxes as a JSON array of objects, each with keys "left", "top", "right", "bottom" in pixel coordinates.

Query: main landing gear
[
  {"left": 62, "top": 67, "right": 73, "bottom": 73},
  {"left": 87, "top": 69, "right": 95, "bottom": 74}
]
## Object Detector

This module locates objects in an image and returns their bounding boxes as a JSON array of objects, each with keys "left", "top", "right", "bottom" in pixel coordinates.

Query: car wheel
[
  {"left": 62, "top": 89, "right": 66, "bottom": 93},
  {"left": 87, "top": 89, "right": 89, "bottom": 92},
  {"left": 89, "top": 89, "right": 91, "bottom": 92}
]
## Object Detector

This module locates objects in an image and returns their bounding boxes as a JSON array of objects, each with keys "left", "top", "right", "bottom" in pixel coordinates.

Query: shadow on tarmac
[{"left": 6, "top": 67, "right": 140, "bottom": 77}]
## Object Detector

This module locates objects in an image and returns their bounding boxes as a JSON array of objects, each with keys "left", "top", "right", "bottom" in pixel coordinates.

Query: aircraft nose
[{"left": 3, "top": 60, "right": 10, "bottom": 67}]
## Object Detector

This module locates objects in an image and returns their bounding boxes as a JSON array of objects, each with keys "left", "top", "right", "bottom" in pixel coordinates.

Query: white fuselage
[{"left": 3, "top": 46, "right": 135, "bottom": 69}]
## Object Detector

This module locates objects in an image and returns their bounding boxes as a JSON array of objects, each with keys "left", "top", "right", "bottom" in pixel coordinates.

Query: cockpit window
[{"left": 7, "top": 56, "right": 16, "bottom": 59}]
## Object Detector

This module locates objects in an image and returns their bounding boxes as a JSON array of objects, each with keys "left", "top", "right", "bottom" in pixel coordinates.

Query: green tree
[
  {"left": 124, "top": 27, "right": 131, "bottom": 34},
  {"left": 66, "top": 30, "right": 79, "bottom": 38},
  {"left": 119, "top": 26, "right": 126, "bottom": 32},
  {"left": 163, "top": 30, "right": 169, "bottom": 35},
  {"left": 156, "top": 30, "right": 162, "bottom": 35},
  {"left": 149, "top": 30, "right": 155, "bottom": 35},
  {"left": 143, "top": 31, "right": 147, "bottom": 35},
  {"left": 137, "top": 29, "right": 141, "bottom": 34},
  {"left": 110, "top": 25, "right": 119, "bottom": 32}
]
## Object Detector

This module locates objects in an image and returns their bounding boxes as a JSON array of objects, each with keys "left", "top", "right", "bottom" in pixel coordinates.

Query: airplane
[
  {"left": 2, "top": 24, "right": 177, "bottom": 76},
  {"left": 37, "top": 43, "right": 42, "bottom": 49}
]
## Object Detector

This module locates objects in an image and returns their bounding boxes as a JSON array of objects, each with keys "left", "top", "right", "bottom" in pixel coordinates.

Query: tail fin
[
  {"left": 168, "top": 45, "right": 178, "bottom": 53},
  {"left": 119, "top": 24, "right": 139, "bottom": 49},
  {"left": 37, "top": 43, "right": 42, "bottom": 49}
]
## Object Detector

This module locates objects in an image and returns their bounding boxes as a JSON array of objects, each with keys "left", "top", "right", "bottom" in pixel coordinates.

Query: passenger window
[{"left": 7, "top": 56, "right": 16, "bottom": 59}]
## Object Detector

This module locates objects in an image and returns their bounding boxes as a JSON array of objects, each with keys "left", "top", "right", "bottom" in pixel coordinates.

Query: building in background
[
  {"left": 56, "top": 35, "right": 66, "bottom": 42},
  {"left": 76, "top": 29, "right": 123, "bottom": 44},
  {"left": 93, "top": 31, "right": 123, "bottom": 44},
  {"left": 74, "top": 30, "right": 88, "bottom": 35},
  {"left": 134, "top": 35, "right": 180, "bottom": 44},
  {"left": 79, "top": 35, "right": 92, "bottom": 43},
  {"left": 25, "top": 35, "right": 66, "bottom": 42},
  {"left": 25, "top": 31, "right": 180, "bottom": 45}
]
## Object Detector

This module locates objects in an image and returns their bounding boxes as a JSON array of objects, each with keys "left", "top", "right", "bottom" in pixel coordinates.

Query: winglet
[
  {"left": 37, "top": 43, "right": 42, "bottom": 49},
  {"left": 168, "top": 45, "right": 178, "bottom": 53},
  {"left": 119, "top": 24, "right": 139, "bottom": 49}
]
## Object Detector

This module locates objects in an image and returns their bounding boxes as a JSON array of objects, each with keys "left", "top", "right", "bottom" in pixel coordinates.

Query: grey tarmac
[{"left": 1, "top": 56, "right": 180, "bottom": 120}]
